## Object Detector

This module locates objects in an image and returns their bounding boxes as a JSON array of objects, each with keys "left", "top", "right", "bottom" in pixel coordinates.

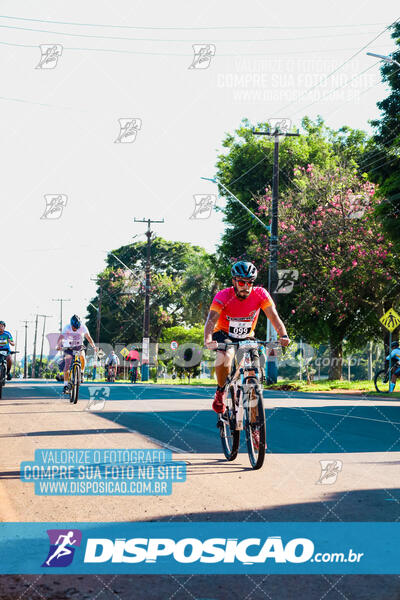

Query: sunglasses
[{"left": 234, "top": 279, "right": 254, "bottom": 287}]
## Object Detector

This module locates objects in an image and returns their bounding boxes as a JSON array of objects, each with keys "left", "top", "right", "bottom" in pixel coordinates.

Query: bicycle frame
[
  {"left": 60, "top": 342, "right": 84, "bottom": 403},
  {"left": 222, "top": 342, "right": 259, "bottom": 429},
  {"left": 69, "top": 350, "right": 83, "bottom": 377}
]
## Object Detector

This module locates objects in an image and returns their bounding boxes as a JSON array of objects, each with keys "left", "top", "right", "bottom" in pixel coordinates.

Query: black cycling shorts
[
  {"left": 212, "top": 330, "right": 238, "bottom": 345},
  {"left": 212, "top": 330, "right": 261, "bottom": 370}
]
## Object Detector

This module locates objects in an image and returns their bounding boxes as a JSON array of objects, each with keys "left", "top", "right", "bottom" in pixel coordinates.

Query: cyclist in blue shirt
[
  {"left": 386, "top": 340, "right": 400, "bottom": 392},
  {"left": 0, "top": 321, "right": 15, "bottom": 380}
]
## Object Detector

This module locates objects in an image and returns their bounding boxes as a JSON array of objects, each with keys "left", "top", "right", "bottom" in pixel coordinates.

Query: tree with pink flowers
[{"left": 250, "top": 163, "right": 398, "bottom": 379}]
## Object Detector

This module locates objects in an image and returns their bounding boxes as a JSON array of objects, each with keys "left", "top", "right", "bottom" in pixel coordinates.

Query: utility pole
[
  {"left": 134, "top": 217, "right": 164, "bottom": 381},
  {"left": 21, "top": 320, "right": 29, "bottom": 379},
  {"left": 90, "top": 278, "right": 104, "bottom": 346},
  {"left": 52, "top": 298, "right": 71, "bottom": 333},
  {"left": 253, "top": 124, "right": 300, "bottom": 381},
  {"left": 31, "top": 314, "right": 39, "bottom": 378},
  {"left": 90, "top": 278, "right": 104, "bottom": 381},
  {"left": 13, "top": 331, "right": 18, "bottom": 376},
  {"left": 38, "top": 315, "right": 52, "bottom": 378}
]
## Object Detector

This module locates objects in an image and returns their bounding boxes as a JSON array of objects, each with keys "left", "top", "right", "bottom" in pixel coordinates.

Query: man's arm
[
  {"left": 84, "top": 332, "right": 97, "bottom": 351},
  {"left": 204, "top": 310, "right": 220, "bottom": 349},
  {"left": 8, "top": 334, "right": 15, "bottom": 347},
  {"left": 56, "top": 334, "right": 64, "bottom": 350},
  {"left": 263, "top": 304, "right": 290, "bottom": 346}
]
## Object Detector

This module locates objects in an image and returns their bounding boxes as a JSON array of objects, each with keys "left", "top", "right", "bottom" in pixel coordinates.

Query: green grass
[
  {"left": 266, "top": 379, "right": 376, "bottom": 392},
  {"left": 92, "top": 377, "right": 400, "bottom": 396}
]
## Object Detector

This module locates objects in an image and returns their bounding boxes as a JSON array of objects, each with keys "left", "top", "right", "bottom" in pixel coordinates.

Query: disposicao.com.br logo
[
  {"left": 83, "top": 536, "right": 363, "bottom": 565},
  {"left": 42, "top": 529, "right": 82, "bottom": 567}
]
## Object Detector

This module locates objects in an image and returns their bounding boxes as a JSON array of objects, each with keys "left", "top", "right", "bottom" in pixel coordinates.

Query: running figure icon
[
  {"left": 42, "top": 529, "right": 82, "bottom": 567},
  {"left": 46, "top": 531, "right": 76, "bottom": 565}
]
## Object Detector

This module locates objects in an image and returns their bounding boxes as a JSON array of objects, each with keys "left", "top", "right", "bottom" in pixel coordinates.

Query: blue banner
[{"left": 0, "top": 522, "right": 398, "bottom": 574}]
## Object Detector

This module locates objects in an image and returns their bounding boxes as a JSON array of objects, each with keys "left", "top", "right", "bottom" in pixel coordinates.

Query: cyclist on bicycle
[
  {"left": 386, "top": 340, "right": 400, "bottom": 392},
  {"left": 56, "top": 315, "right": 97, "bottom": 394},
  {"left": 204, "top": 261, "right": 290, "bottom": 413},
  {"left": 105, "top": 351, "right": 120, "bottom": 380},
  {"left": 0, "top": 321, "right": 15, "bottom": 380},
  {"left": 127, "top": 347, "right": 140, "bottom": 383}
]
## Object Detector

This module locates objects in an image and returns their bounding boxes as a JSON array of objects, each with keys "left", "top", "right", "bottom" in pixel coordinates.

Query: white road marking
[{"left": 286, "top": 406, "right": 400, "bottom": 425}]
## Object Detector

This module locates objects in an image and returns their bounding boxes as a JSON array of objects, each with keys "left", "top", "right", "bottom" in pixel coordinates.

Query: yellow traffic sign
[
  {"left": 120, "top": 347, "right": 129, "bottom": 358},
  {"left": 380, "top": 308, "right": 400, "bottom": 332}
]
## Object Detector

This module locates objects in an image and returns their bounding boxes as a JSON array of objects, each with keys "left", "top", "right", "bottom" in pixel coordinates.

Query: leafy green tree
[
  {"left": 250, "top": 164, "right": 397, "bottom": 379},
  {"left": 215, "top": 117, "right": 370, "bottom": 275},
  {"left": 160, "top": 324, "right": 204, "bottom": 346},
  {"left": 86, "top": 239, "right": 215, "bottom": 344},
  {"left": 181, "top": 253, "right": 220, "bottom": 322},
  {"left": 160, "top": 325, "right": 204, "bottom": 381},
  {"left": 369, "top": 21, "right": 400, "bottom": 252}
]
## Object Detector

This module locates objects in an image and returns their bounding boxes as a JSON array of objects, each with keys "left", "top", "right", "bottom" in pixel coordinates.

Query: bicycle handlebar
[{"left": 214, "top": 339, "right": 287, "bottom": 351}]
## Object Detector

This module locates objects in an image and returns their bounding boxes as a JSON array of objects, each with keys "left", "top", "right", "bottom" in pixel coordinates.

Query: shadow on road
[
  {"left": 142, "top": 486, "right": 400, "bottom": 522},
  {"left": 0, "top": 427, "right": 131, "bottom": 438},
  {"left": 93, "top": 406, "right": 400, "bottom": 454}
]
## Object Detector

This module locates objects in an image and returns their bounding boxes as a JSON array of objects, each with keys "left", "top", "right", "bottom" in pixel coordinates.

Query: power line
[
  {"left": 0, "top": 15, "right": 387, "bottom": 30},
  {"left": 270, "top": 17, "right": 400, "bottom": 118},
  {"left": 0, "top": 37, "right": 391, "bottom": 58},
  {"left": 0, "top": 22, "right": 385, "bottom": 44},
  {"left": 322, "top": 63, "right": 400, "bottom": 123},
  {"left": 291, "top": 62, "right": 380, "bottom": 117}
]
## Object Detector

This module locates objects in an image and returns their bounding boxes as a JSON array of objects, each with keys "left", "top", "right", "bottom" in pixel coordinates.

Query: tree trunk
[{"left": 328, "top": 341, "right": 343, "bottom": 380}]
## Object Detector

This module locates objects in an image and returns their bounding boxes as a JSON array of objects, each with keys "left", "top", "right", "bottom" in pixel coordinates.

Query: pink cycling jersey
[{"left": 210, "top": 286, "right": 273, "bottom": 339}]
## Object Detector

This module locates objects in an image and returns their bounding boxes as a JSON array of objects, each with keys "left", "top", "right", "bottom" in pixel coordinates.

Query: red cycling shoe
[{"left": 212, "top": 389, "right": 226, "bottom": 413}]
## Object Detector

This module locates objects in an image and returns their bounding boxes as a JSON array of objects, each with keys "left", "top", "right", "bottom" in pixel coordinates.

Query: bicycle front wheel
[
  {"left": 243, "top": 381, "right": 266, "bottom": 470},
  {"left": 219, "top": 384, "right": 240, "bottom": 461},
  {"left": 71, "top": 364, "right": 81, "bottom": 404},
  {"left": 0, "top": 363, "right": 5, "bottom": 399},
  {"left": 374, "top": 369, "right": 390, "bottom": 394}
]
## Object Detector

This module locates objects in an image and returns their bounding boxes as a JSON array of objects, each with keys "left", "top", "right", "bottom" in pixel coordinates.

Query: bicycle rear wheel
[
  {"left": 0, "top": 363, "right": 6, "bottom": 399},
  {"left": 219, "top": 384, "right": 240, "bottom": 461},
  {"left": 71, "top": 363, "right": 81, "bottom": 404},
  {"left": 243, "top": 381, "right": 266, "bottom": 470},
  {"left": 374, "top": 369, "right": 390, "bottom": 393}
]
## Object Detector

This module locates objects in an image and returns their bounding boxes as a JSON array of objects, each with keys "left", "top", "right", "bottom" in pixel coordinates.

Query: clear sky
[{"left": 1, "top": 0, "right": 398, "bottom": 353}]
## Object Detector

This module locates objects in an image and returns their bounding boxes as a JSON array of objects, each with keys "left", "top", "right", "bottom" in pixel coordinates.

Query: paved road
[
  {"left": 0, "top": 381, "right": 399, "bottom": 599},
  {"left": 1, "top": 381, "right": 399, "bottom": 522}
]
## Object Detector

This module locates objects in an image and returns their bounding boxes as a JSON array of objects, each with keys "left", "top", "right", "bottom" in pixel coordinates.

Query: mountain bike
[
  {"left": 216, "top": 339, "right": 280, "bottom": 470},
  {"left": 61, "top": 342, "right": 84, "bottom": 404},
  {"left": 374, "top": 361, "right": 399, "bottom": 393},
  {"left": 0, "top": 350, "right": 18, "bottom": 399}
]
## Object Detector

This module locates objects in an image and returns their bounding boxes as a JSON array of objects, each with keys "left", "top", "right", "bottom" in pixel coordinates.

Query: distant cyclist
[
  {"left": 0, "top": 321, "right": 14, "bottom": 380},
  {"left": 127, "top": 347, "right": 140, "bottom": 383},
  {"left": 386, "top": 340, "right": 400, "bottom": 392},
  {"left": 204, "top": 261, "right": 290, "bottom": 413},
  {"left": 105, "top": 350, "right": 120, "bottom": 381},
  {"left": 56, "top": 315, "right": 97, "bottom": 394}
]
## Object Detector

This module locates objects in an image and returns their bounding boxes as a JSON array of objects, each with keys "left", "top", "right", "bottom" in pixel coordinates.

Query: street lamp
[{"left": 366, "top": 52, "right": 400, "bottom": 68}]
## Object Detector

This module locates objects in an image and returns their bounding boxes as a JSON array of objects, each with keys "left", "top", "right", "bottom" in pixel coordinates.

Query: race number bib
[{"left": 228, "top": 319, "right": 252, "bottom": 339}]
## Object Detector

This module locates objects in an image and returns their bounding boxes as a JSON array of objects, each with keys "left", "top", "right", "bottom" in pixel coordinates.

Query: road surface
[{"left": 0, "top": 381, "right": 399, "bottom": 599}]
